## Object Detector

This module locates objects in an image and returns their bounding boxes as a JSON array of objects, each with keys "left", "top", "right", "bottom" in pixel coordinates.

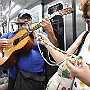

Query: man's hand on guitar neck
[
  {"left": 41, "top": 18, "right": 54, "bottom": 34},
  {"left": 41, "top": 18, "right": 57, "bottom": 46},
  {"left": 0, "top": 38, "right": 8, "bottom": 48}
]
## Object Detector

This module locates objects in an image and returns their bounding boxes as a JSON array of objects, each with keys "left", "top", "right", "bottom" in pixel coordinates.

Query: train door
[{"left": 44, "top": 2, "right": 65, "bottom": 84}]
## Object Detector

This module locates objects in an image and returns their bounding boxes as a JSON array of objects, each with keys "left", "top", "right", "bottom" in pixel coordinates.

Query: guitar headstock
[
  {"left": 59, "top": 7, "right": 74, "bottom": 15},
  {"left": 48, "top": 7, "right": 74, "bottom": 19}
]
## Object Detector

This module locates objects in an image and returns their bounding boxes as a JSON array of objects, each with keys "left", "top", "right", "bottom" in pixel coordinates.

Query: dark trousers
[
  {"left": 8, "top": 70, "right": 45, "bottom": 90},
  {"left": 8, "top": 75, "right": 15, "bottom": 90}
]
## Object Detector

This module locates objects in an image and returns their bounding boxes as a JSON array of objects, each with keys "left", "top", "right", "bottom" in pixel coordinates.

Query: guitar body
[{"left": 0, "top": 29, "right": 34, "bottom": 69}]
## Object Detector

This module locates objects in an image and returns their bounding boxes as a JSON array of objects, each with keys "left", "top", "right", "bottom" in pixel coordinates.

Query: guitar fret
[{"left": 31, "top": 23, "right": 41, "bottom": 31}]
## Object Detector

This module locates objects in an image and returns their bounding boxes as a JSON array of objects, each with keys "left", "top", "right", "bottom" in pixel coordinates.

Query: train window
[{"left": 48, "top": 3, "right": 63, "bottom": 15}]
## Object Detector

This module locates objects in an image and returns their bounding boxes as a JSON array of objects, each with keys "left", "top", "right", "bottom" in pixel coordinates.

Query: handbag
[
  {"left": 45, "top": 31, "right": 89, "bottom": 90},
  {"left": 45, "top": 55, "right": 82, "bottom": 90},
  {"left": 45, "top": 68, "right": 73, "bottom": 90},
  {"left": 72, "top": 78, "right": 90, "bottom": 90}
]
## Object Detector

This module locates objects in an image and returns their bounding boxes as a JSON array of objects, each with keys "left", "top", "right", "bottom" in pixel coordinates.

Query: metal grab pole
[
  {"left": 72, "top": 0, "right": 77, "bottom": 42},
  {"left": 7, "top": 0, "right": 12, "bottom": 33}
]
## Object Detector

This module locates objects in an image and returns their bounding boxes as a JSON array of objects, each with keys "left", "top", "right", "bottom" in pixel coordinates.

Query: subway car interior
[
  {"left": 0, "top": 0, "right": 89, "bottom": 90},
  {"left": 0, "top": 0, "right": 86, "bottom": 49}
]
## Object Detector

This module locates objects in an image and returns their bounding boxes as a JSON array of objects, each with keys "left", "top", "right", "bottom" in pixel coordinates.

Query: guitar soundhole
[{"left": 13, "top": 38, "right": 20, "bottom": 45}]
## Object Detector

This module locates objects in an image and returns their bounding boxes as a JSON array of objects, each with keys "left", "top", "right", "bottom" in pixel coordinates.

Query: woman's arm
[
  {"left": 66, "top": 31, "right": 86, "bottom": 54},
  {"left": 36, "top": 31, "right": 86, "bottom": 63}
]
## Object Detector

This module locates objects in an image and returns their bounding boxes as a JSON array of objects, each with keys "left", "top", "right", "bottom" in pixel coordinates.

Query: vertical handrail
[
  {"left": 72, "top": 0, "right": 77, "bottom": 42},
  {"left": 7, "top": 0, "right": 12, "bottom": 32}
]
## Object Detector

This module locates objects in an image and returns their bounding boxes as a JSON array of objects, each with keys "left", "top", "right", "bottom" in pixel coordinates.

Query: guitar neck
[{"left": 30, "top": 23, "right": 41, "bottom": 32}]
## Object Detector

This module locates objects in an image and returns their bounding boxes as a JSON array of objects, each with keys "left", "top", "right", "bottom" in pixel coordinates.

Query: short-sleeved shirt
[{"left": 0, "top": 30, "right": 47, "bottom": 78}]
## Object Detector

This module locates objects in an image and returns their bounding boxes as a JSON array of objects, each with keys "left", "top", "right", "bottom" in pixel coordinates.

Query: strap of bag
[
  {"left": 70, "top": 31, "right": 89, "bottom": 89},
  {"left": 75, "top": 31, "right": 89, "bottom": 55}
]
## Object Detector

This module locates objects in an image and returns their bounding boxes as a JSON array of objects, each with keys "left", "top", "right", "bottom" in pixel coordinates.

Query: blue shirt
[{"left": 0, "top": 30, "right": 47, "bottom": 78}]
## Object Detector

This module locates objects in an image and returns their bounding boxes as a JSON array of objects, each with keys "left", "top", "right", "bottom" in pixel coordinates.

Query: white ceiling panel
[{"left": 0, "top": 0, "right": 80, "bottom": 23}]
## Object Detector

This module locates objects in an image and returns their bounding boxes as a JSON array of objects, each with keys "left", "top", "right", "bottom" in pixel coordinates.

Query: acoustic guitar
[{"left": 0, "top": 7, "right": 74, "bottom": 70}]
